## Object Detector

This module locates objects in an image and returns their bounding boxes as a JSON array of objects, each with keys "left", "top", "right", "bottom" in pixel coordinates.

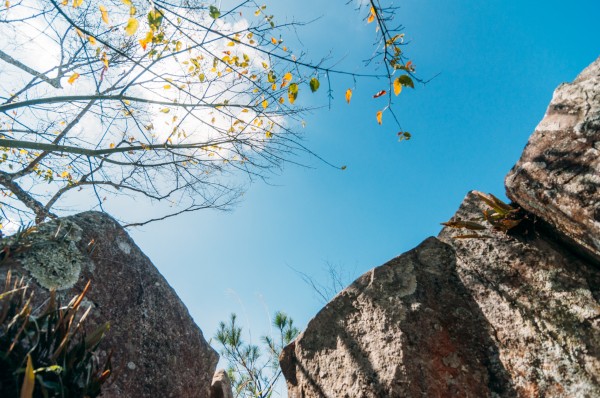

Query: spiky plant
[{"left": 0, "top": 270, "right": 111, "bottom": 397}]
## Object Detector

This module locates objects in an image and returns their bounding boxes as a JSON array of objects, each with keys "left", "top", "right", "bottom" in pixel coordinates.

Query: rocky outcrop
[
  {"left": 210, "top": 369, "right": 234, "bottom": 398},
  {"left": 0, "top": 212, "right": 218, "bottom": 398},
  {"left": 281, "top": 56, "right": 600, "bottom": 397},
  {"left": 280, "top": 237, "right": 515, "bottom": 397},
  {"left": 506, "top": 56, "right": 600, "bottom": 262},
  {"left": 439, "top": 193, "right": 600, "bottom": 396}
]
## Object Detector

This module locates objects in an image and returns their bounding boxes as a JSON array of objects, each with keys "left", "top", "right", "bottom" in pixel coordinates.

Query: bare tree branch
[{"left": 0, "top": 49, "right": 62, "bottom": 89}]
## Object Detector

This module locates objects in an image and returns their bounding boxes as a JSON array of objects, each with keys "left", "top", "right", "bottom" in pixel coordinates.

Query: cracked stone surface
[
  {"left": 505, "top": 56, "right": 600, "bottom": 261},
  {"left": 280, "top": 237, "right": 515, "bottom": 398},
  {"left": 439, "top": 192, "right": 600, "bottom": 397},
  {"left": 1, "top": 212, "right": 218, "bottom": 398},
  {"left": 280, "top": 56, "right": 600, "bottom": 398}
]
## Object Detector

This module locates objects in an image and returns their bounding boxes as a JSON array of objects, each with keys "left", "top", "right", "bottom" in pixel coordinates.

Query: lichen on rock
[
  {"left": 17, "top": 219, "right": 88, "bottom": 290},
  {"left": 1, "top": 211, "right": 219, "bottom": 397}
]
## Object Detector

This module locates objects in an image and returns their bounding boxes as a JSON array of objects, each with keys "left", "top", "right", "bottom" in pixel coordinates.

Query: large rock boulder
[
  {"left": 0, "top": 212, "right": 218, "bottom": 398},
  {"left": 280, "top": 56, "right": 600, "bottom": 397},
  {"left": 505, "top": 56, "right": 600, "bottom": 261},
  {"left": 280, "top": 237, "right": 515, "bottom": 397},
  {"left": 439, "top": 192, "right": 600, "bottom": 397}
]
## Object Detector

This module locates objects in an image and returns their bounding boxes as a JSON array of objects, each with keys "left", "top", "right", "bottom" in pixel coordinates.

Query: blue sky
[{"left": 128, "top": 0, "right": 599, "bottom": 360}]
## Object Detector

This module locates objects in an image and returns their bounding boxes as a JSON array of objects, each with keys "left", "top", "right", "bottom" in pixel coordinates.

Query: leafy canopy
[{"left": 0, "top": 0, "right": 417, "bottom": 228}]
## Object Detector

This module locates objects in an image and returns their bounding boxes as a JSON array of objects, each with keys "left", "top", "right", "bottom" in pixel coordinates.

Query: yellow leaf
[
  {"left": 75, "top": 28, "right": 85, "bottom": 38},
  {"left": 109, "top": 143, "right": 115, "bottom": 148},
  {"left": 261, "top": 99, "right": 268, "bottom": 109},
  {"left": 265, "top": 131, "right": 272, "bottom": 138},
  {"left": 160, "top": 108, "right": 170, "bottom": 113},
  {"left": 73, "top": 0, "right": 83, "bottom": 8},
  {"left": 271, "top": 37, "right": 277, "bottom": 45},
  {"left": 163, "top": 84, "right": 171, "bottom": 89},
  {"left": 261, "top": 61, "right": 268, "bottom": 69},
  {"left": 139, "top": 31, "right": 153, "bottom": 50},
  {"left": 5, "top": 1, "right": 10, "bottom": 8},
  {"left": 345, "top": 89, "right": 352, "bottom": 104},
  {"left": 124, "top": 18, "right": 139, "bottom": 36},
  {"left": 376, "top": 110, "right": 383, "bottom": 125},
  {"left": 68, "top": 72, "right": 80, "bottom": 84},
  {"left": 278, "top": 97, "right": 284, "bottom": 104},
  {"left": 99, "top": 5, "right": 109, "bottom": 24},
  {"left": 227, "top": 41, "right": 235, "bottom": 47},
  {"left": 393, "top": 78, "right": 402, "bottom": 96},
  {"left": 122, "top": 0, "right": 131, "bottom": 5},
  {"left": 20, "top": 355, "right": 34, "bottom": 398},
  {"left": 367, "top": 6, "right": 375, "bottom": 23},
  {"left": 60, "top": 171, "right": 70, "bottom": 178},
  {"left": 61, "top": 0, "right": 67, "bottom": 5},
  {"left": 88, "top": 36, "right": 97, "bottom": 45},
  {"left": 283, "top": 72, "right": 292, "bottom": 84}
]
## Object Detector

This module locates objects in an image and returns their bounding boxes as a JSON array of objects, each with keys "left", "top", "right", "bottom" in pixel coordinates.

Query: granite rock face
[
  {"left": 210, "top": 369, "right": 234, "bottom": 398},
  {"left": 280, "top": 56, "right": 600, "bottom": 397},
  {"left": 439, "top": 192, "right": 600, "bottom": 397},
  {"left": 506, "top": 56, "right": 600, "bottom": 261},
  {"left": 1, "top": 212, "right": 218, "bottom": 398},
  {"left": 280, "top": 237, "right": 515, "bottom": 397}
]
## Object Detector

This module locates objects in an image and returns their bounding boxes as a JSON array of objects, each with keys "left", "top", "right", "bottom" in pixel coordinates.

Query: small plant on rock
[
  {"left": 442, "top": 192, "right": 523, "bottom": 239},
  {"left": 0, "top": 271, "right": 111, "bottom": 397}
]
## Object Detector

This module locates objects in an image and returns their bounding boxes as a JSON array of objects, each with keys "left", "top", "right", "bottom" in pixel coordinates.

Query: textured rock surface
[
  {"left": 281, "top": 56, "right": 600, "bottom": 398},
  {"left": 505, "top": 56, "right": 600, "bottom": 261},
  {"left": 439, "top": 192, "right": 600, "bottom": 397},
  {"left": 280, "top": 237, "right": 515, "bottom": 398},
  {"left": 0, "top": 212, "right": 218, "bottom": 398},
  {"left": 210, "top": 369, "right": 234, "bottom": 398}
]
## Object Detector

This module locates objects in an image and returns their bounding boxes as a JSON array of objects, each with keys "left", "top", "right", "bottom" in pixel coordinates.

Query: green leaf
[
  {"left": 209, "top": 5, "right": 220, "bottom": 19},
  {"left": 147, "top": 9, "right": 164, "bottom": 30},
  {"left": 288, "top": 83, "right": 298, "bottom": 104},
  {"left": 398, "top": 75, "right": 414, "bottom": 89},
  {"left": 309, "top": 77, "right": 320, "bottom": 92},
  {"left": 85, "top": 322, "right": 110, "bottom": 349},
  {"left": 398, "top": 131, "right": 411, "bottom": 141},
  {"left": 34, "top": 365, "right": 63, "bottom": 374}
]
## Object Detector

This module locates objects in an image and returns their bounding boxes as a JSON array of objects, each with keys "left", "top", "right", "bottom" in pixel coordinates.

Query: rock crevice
[{"left": 280, "top": 56, "right": 600, "bottom": 397}]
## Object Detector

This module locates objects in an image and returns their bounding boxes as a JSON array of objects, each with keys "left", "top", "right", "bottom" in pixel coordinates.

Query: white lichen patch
[
  {"left": 19, "top": 220, "right": 88, "bottom": 290},
  {"left": 117, "top": 240, "right": 132, "bottom": 255}
]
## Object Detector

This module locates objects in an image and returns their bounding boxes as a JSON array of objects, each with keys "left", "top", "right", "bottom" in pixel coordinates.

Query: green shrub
[{"left": 215, "top": 312, "right": 299, "bottom": 398}]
